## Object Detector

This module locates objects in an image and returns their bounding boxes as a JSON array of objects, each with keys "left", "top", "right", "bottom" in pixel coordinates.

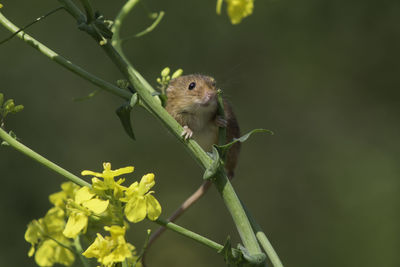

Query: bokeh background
[{"left": 1, "top": 0, "right": 399, "bottom": 266}]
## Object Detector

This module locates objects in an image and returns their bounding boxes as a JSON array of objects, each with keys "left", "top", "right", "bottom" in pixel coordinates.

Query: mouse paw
[
  {"left": 181, "top": 125, "right": 193, "bottom": 140},
  {"left": 215, "top": 116, "right": 228, "bottom": 128}
]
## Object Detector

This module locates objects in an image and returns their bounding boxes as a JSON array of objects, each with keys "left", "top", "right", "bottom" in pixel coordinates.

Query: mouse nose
[{"left": 204, "top": 91, "right": 216, "bottom": 102}]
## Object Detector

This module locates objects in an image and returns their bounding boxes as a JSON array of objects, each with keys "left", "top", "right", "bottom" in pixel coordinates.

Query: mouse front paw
[
  {"left": 181, "top": 125, "right": 193, "bottom": 140},
  {"left": 215, "top": 116, "right": 228, "bottom": 128}
]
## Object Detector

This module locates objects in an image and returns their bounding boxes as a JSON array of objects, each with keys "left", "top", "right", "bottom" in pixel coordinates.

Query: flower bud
[
  {"left": 161, "top": 67, "right": 170, "bottom": 77},
  {"left": 171, "top": 69, "right": 183, "bottom": 79},
  {"left": 4, "top": 99, "right": 14, "bottom": 111}
]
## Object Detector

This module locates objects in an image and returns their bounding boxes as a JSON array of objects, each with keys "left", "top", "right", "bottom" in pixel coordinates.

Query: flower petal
[
  {"left": 138, "top": 173, "right": 155, "bottom": 195},
  {"left": 74, "top": 186, "right": 95, "bottom": 204},
  {"left": 124, "top": 197, "right": 147, "bottom": 223},
  {"left": 83, "top": 198, "right": 109, "bottom": 214},
  {"left": 146, "top": 194, "right": 162, "bottom": 221},
  {"left": 34, "top": 239, "right": 55, "bottom": 267},
  {"left": 81, "top": 170, "right": 103, "bottom": 177},
  {"left": 63, "top": 212, "right": 88, "bottom": 238}
]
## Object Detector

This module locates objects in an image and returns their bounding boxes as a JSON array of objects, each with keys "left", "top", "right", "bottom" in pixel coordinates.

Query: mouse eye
[{"left": 188, "top": 82, "right": 196, "bottom": 90}]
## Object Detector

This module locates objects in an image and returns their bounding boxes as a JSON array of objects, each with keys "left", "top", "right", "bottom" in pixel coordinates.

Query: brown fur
[
  {"left": 144, "top": 75, "right": 241, "bottom": 262},
  {"left": 166, "top": 74, "right": 240, "bottom": 176}
]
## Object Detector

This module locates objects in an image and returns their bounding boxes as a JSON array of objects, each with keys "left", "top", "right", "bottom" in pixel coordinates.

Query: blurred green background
[{"left": 1, "top": 0, "right": 399, "bottom": 266}]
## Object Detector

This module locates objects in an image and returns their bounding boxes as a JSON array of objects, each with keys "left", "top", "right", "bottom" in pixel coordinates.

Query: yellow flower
[
  {"left": 49, "top": 182, "right": 80, "bottom": 209},
  {"left": 0, "top": 4, "right": 3, "bottom": 8},
  {"left": 25, "top": 207, "right": 75, "bottom": 266},
  {"left": 63, "top": 186, "right": 109, "bottom": 238},
  {"left": 82, "top": 162, "right": 133, "bottom": 198},
  {"left": 82, "top": 225, "right": 137, "bottom": 267},
  {"left": 34, "top": 239, "right": 75, "bottom": 267},
  {"left": 121, "top": 173, "right": 162, "bottom": 223},
  {"left": 218, "top": 0, "right": 254, "bottom": 25}
]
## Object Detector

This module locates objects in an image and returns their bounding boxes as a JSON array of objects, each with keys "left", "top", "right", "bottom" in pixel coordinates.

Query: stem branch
[
  {"left": 0, "top": 12, "right": 131, "bottom": 100},
  {"left": 0, "top": 128, "right": 90, "bottom": 188},
  {"left": 155, "top": 218, "right": 223, "bottom": 251}
]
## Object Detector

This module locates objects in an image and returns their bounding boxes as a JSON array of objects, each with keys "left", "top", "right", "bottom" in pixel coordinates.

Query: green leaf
[
  {"left": 217, "top": 129, "right": 273, "bottom": 158},
  {"left": 218, "top": 237, "right": 246, "bottom": 267},
  {"left": 1, "top": 130, "right": 18, "bottom": 147},
  {"left": 203, "top": 146, "right": 222, "bottom": 180},
  {"left": 1, "top": 140, "right": 9, "bottom": 146},
  {"left": 117, "top": 79, "right": 130, "bottom": 90},
  {"left": 116, "top": 93, "right": 138, "bottom": 141}
]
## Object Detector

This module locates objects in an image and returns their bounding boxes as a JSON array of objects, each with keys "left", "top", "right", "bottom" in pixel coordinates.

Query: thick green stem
[
  {"left": 0, "top": 128, "right": 90, "bottom": 187},
  {"left": 58, "top": 0, "right": 263, "bottom": 257},
  {"left": 0, "top": 12, "right": 131, "bottom": 101},
  {"left": 155, "top": 218, "right": 223, "bottom": 251}
]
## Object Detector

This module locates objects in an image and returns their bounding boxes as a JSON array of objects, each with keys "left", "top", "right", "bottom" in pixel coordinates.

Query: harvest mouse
[
  {"left": 146, "top": 74, "right": 241, "bottom": 251},
  {"left": 166, "top": 74, "right": 240, "bottom": 177}
]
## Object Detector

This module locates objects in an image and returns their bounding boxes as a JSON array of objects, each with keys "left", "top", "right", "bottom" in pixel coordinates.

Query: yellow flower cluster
[
  {"left": 25, "top": 163, "right": 161, "bottom": 267},
  {"left": 25, "top": 206, "right": 75, "bottom": 266},
  {"left": 83, "top": 225, "right": 139, "bottom": 267}
]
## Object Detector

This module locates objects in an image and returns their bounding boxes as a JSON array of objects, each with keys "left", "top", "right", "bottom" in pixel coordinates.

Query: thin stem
[
  {"left": 0, "top": 127, "right": 90, "bottom": 188},
  {"left": 111, "top": 0, "right": 160, "bottom": 99},
  {"left": 242, "top": 203, "right": 284, "bottom": 267},
  {"left": 122, "top": 11, "right": 165, "bottom": 40},
  {"left": 78, "top": 0, "right": 95, "bottom": 22},
  {"left": 74, "top": 236, "right": 91, "bottom": 267},
  {"left": 0, "top": 7, "right": 64, "bottom": 45},
  {"left": 155, "top": 218, "right": 223, "bottom": 251},
  {"left": 0, "top": 12, "right": 131, "bottom": 101},
  {"left": 112, "top": 0, "right": 140, "bottom": 55}
]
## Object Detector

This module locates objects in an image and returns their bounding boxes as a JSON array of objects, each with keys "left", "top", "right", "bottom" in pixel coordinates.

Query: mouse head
[{"left": 166, "top": 74, "right": 218, "bottom": 115}]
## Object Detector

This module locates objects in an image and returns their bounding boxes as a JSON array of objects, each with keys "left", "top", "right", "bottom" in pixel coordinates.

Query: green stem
[
  {"left": 242, "top": 203, "right": 284, "bottom": 267},
  {"left": 74, "top": 236, "right": 91, "bottom": 267},
  {"left": 155, "top": 218, "right": 223, "bottom": 251},
  {"left": 111, "top": 0, "right": 160, "bottom": 100},
  {"left": 60, "top": 0, "right": 263, "bottom": 257},
  {"left": 123, "top": 11, "right": 165, "bottom": 40},
  {"left": 0, "top": 128, "right": 90, "bottom": 188},
  {"left": 111, "top": 0, "right": 140, "bottom": 56},
  {"left": 0, "top": 12, "right": 131, "bottom": 101},
  {"left": 78, "top": 0, "right": 95, "bottom": 22}
]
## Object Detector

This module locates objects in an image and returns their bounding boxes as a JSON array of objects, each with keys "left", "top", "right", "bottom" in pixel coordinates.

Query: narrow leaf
[
  {"left": 217, "top": 128, "right": 273, "bottom": 157},
  {"left": 116, "top": 94, "right": 138, "bottom": 141}
]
